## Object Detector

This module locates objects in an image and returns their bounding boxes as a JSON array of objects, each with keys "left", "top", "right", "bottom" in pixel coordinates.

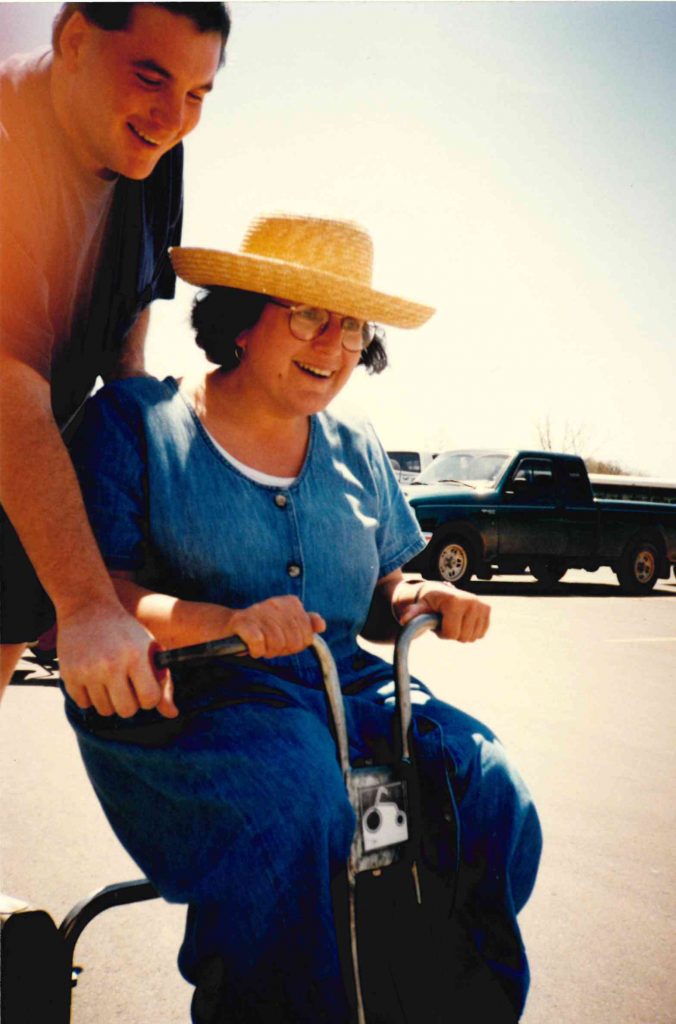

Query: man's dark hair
[
  {"left": 53, "top": 4, "right": 231, "bottom": 65},
  {"left": 191, "top": 287, "right": 389, "bottom": 375}
]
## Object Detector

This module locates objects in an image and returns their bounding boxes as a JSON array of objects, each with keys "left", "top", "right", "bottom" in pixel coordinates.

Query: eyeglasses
[{"left": 268, "top": 299, "right": 376, "bottom": 352}]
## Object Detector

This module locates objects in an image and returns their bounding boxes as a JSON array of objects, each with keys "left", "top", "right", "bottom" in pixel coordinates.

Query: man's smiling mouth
[
  {"left": 128, "top": 123, "right": 161, "bottom": 147},
  {"left": 294, "top": 361, "right": 333, "bottom": 379}
]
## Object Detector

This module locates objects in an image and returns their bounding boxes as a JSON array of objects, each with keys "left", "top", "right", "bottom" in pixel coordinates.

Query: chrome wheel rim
[
  {"left": 634, "top": 549, "right": 655, "bottom": 584},
  {"left": 438, "top": 543, "right": 468, "bottom": 582}
]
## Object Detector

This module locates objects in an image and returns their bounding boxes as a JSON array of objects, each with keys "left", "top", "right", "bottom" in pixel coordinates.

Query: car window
[
  {"left": 388, "top": 451, "right": 421, "bottom": 474},
  {"left": 419, "top": 451, "right": 510, "bottom": 486},
  {"left": 508, "top": 458, "right": 556, "bottom": 504}
]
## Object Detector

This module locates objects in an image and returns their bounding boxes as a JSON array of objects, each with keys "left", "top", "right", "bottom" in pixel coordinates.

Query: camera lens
[{"left": 365, "top": 809, "right": 381, "bottom": 832}]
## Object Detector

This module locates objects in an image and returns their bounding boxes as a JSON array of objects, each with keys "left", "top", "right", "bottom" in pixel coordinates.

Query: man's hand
[
  {"left": 398, "top": 580, "right": 491, "bottom": 643},
  {"left": 57, "top": 601, "right": 177, "bottom": 718},
  {"left": 226, "top": 596, "right": 326, "bottom": 660}
]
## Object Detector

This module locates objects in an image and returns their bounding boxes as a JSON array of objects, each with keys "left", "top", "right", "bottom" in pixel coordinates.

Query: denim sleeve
[
  {"left": 69, "top": 385, "right": 148, "bottom": 571},
  {"left": 363, "top": 422, "right": 426, "bottom": 578}
]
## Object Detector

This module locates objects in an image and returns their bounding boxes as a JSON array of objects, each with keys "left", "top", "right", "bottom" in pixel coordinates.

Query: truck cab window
[{"left": 508, "top": 459, "right": 556, "bottom": 504}]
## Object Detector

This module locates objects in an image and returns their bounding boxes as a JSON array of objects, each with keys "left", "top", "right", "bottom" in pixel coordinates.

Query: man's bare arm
[{"left": 0, "top": 352, "right": 175, "bottom": 716}]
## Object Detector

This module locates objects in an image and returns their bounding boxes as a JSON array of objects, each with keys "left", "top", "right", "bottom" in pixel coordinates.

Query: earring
[{"left": 234, "top": 344, "right": 243, "bottom": 363}]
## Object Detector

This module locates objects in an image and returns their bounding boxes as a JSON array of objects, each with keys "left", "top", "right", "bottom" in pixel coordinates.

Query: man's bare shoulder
[
  {"left": 0, "top": 49, "right": 51, "bottom": 127},
  {"left": 0, "top": 50, "right": 54, "bottom": 200}
]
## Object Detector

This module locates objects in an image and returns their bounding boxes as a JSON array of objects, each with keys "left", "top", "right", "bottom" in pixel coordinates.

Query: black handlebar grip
[{"left": 152, "top": 635, "right": 248, "bottom": 671}]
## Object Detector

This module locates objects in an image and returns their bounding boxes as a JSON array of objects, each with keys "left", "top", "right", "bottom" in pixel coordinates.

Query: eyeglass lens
[{"left": 290, "top": 306, "right": 374, "bottom": 351}]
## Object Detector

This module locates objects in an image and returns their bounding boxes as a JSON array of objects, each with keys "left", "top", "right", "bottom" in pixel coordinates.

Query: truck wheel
[
  {"left": 616, "top": 539, "right": 659, "bottom": 593},
  {"left": 530, "top": 558, "right": 567, "bottom": 587},
  {"left": 433, "top": 537, "right": 475, "bottom": 588}
]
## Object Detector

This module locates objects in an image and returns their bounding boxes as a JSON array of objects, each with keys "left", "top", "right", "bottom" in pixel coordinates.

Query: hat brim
[{"left": 169, "top": 248, "right": 435, "bottom": 329}]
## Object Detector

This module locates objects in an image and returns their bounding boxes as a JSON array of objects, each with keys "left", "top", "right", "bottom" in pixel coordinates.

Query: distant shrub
[{"left": 584, "top": 458, "right": 638, "bottom": 475}]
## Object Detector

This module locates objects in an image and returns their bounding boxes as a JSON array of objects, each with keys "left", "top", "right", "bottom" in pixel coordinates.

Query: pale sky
[{"left": 3, "top": 1, "right": 675, "bottom": 476}]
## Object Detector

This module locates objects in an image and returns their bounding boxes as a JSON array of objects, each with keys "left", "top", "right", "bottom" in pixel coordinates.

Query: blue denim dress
[{"left": 67, "top": 378, "right": 542, "bottom": 1023}]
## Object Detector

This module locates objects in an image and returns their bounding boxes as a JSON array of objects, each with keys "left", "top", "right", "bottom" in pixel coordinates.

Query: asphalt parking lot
[
  {"left": 396, "top": 569, "right": 675, "bottom": 1024},
  {"left": 1, "top": 567, "right": 674, "bottom": 1023}
]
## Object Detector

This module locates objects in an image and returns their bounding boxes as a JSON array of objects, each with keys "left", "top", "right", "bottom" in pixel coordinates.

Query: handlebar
[
  {"left": 153, "top": 634, "right": 248, "bottom": 670},
  {"left": 153, "top": 614, "right": 442, "bottom": 771},
  {"left": 14, "top": 616, "right": 443, "bottom": 691},
  {"left": 153, "top": 612, "right": 443, "bottom": 674}
]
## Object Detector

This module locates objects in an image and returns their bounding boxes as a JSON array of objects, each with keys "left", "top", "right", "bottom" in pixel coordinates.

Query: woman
[{"left": 67, "top": 214, "right": 541, "bottom": 1023}]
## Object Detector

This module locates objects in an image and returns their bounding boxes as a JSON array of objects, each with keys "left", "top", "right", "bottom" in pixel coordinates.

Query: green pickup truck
[{"left": 403, "top": 449, "right": 676, "bottom": 593}]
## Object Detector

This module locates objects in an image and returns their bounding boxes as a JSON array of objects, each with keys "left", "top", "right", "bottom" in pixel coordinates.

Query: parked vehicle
[
  {"left": 404, "top": 449, "right": 676, "bottom": 592},
  {"left": 387, "top": 449, "right": 437, "bottom": 485}
]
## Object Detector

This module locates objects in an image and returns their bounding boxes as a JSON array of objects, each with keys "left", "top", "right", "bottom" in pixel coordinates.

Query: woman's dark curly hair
[{"left": 191, "top": 287, "right": 388, "bottom": 374}]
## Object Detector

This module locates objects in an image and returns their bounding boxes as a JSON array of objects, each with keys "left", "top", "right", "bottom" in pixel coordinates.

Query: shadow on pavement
[
  {"left": 462, "top": 578, "right": 676, "bottom": 599},
  {"left": 10, "top": 649, "right": 61, "bottom": 686}
]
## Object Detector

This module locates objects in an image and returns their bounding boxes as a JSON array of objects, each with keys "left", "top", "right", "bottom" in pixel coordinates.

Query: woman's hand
[
  {"left": 227, "top": 595, "right": 326, "bottom": 659},
  {"left": 111, "top": 574, "right": 326, "bottom": 662},
  {"left": 395, "top": 577, "right": 490, "bottom": 643}
]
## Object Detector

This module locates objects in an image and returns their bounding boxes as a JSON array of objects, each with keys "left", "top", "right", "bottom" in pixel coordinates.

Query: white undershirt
[{"left": 207, "top": 430, "right": 297, "bottom": 487}]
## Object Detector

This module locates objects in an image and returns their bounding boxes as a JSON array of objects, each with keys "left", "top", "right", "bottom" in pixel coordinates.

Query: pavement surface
[{"left": 1, "top": 567, "right": 674, "bottom": 1023}]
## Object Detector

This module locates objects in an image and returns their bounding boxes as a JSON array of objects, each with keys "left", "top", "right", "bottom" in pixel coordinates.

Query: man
[{"left": 0, "top": 3, "right": 229, "bottom": 714}]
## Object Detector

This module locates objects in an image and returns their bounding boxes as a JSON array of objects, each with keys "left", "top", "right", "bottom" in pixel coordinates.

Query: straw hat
[{"left": 169, "top": 214, "right": 435, "bottom": 329}]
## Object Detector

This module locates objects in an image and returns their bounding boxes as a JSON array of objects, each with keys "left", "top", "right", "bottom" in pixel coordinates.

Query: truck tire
[
  {"left": 616, "top": 538, "right": 659, "bottom": 593},
  {"left": 530, "top": 558, "right": 567, "bottom": 587},
  {"left": 432, "top": 536, "right": 475, "bottom": 588}
]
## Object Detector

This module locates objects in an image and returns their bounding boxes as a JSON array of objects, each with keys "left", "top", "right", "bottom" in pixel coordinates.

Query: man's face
[{"left": 60, "top": 6, "right": 223, "bottom": 179}]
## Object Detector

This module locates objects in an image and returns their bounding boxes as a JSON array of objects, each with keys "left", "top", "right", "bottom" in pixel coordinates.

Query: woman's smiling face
[{"left": 236, "top": 301, "right": 363, "bottom": 418}]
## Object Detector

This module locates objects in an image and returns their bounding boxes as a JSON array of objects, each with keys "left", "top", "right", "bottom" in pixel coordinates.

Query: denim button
[
  {"left": 287, "top": 563, "right": 302, "bottom": 578},
  {"left": 274, "top": 494, "right": 287, "bottom": 508}
]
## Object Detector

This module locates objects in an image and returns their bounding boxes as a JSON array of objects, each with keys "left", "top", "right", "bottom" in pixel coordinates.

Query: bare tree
[
  {"left": 536, "top": 416, "right": 553, "bottom": 451},
  {"left": 536, "top": 416, "right": 587, "bottom": 455},
  {"left": 535, "top": 416, "right": 638, "bottom": 474}
]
